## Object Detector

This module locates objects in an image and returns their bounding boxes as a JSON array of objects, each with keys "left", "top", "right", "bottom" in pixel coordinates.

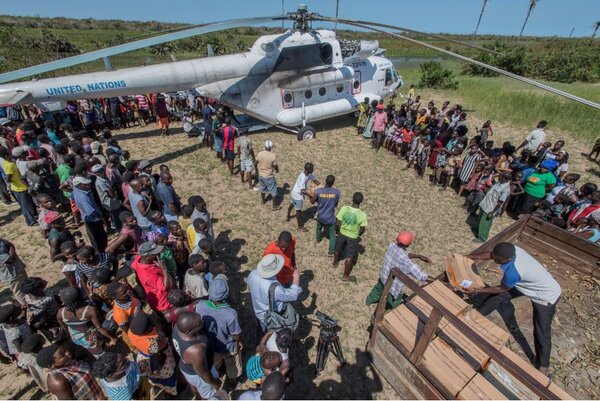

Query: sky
[{"left": 1, "top": 0, "right": 599, "bottom": 38}]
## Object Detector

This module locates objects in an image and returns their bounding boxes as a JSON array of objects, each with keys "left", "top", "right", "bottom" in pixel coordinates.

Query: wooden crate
[
  {"left": 457, "top": 373, "right": 508, "bottom": 400},
  {"left": 445, "top": 253, "right": 485, "bottom": 289},
  {"left": 418, "top": 336, "right": 477, "bottom": 398},
  {"left": 380, "top": 305, "right": 425, "bottom": 355},
  {"left": 371, "top": 322, "right": 444, "bottom": 399},
  {"left": 405, "top": 280, "right": 469, "bottom": 325},
  {"left": 460, "top": 310, "right": 510, "bottom": 351}
]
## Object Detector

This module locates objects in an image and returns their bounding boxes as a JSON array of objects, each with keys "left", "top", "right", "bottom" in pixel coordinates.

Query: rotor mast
[{"left": 287, "top": 4, "right": 319, "bottom": 32}]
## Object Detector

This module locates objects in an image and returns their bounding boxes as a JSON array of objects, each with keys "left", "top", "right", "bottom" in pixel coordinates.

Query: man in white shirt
[
  {"left": 287, "top": 162, "right": 319, "bottom": 232},
  {"left": 247, "top": 254, "right": 302, "bottom": 340},
  {"left": 476, "top": 172, "right": 511, "bottom": 242},
  {"left": 518, "top": 120, "right": 547, "bottom": 153},
  {"left": 465, "top": 242, "right": 561, "bottom": 376}
]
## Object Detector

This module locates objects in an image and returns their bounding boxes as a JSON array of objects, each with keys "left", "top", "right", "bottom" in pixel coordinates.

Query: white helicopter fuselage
[{"left": 0, "top": 29, "right": 402, "bottom": 128}]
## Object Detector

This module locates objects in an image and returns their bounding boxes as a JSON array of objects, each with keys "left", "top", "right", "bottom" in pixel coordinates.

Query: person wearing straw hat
[
  {"left": 366, "top": 231, "right": 431, "bottom": 310},
  {"left": 247, "top": 254, "right": 302, "bottom": 339}
]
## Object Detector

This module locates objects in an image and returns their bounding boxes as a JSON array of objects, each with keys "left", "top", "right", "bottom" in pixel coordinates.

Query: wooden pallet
[{"left": 375, "top": 279, "right": 570, "bottom": 400}]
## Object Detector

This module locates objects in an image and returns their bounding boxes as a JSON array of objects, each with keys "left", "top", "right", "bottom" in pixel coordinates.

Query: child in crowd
[{"left": 184, "top": 254, "right": 209, "bottom": 299}]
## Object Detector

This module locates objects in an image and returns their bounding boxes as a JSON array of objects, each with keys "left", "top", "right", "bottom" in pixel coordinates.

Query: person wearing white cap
[
  {"left": 0, "top": 146, "right": 38, "bottom": 225},
  {"left": 247, "top": 254, "right": 302, "bottom": 339},
  {"left": 72, "top": 175, "right": 108, "bottom": 252},
  {"left": 255, "top": 140, "right": 281, "bottom": 210},
  {"left": 90, "top": 141, "right": 107, "bottom": 165}
]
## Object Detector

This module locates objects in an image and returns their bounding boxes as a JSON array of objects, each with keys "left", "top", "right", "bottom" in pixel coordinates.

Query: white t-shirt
[
  {"left": 184, "top": 271, "right": 208, "bottom": 298},
  {"left": 291, "top": 171, "right": 315, "bottom": 201},
  {"left": 238, "top": 390, "right": 262, "bottom": 400},
  {"left": 525, "top": 128, "right": 546, "bottom": 152},
  {"left": 266, "top": 332, "right": 289, "bottom": 361},
  {"left": 510, "top": 246, "right": 561, "bottom": 305}
]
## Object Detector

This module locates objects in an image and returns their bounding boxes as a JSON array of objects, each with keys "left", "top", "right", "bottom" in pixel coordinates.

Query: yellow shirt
[
  {"left": 178, "top": 216, "right": 192, "bottom": 233},
  {"left": 2, "top": 160, "right": 28, "bottom": 192}
]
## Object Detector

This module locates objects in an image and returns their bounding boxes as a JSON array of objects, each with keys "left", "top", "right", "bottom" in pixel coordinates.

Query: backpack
[{"left": 263, "top": 282, "right": 299, "bottom": 333}]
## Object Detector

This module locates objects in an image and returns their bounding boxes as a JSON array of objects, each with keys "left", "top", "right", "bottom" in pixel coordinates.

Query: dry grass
[{"left": 0, "top": 103, "right": 598, "bottom": 398}]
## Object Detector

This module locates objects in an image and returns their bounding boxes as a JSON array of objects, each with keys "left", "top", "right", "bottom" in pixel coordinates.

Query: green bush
[
  {"left": 463, "top": 39, "right": 600, "bottom": 83},
  {"left": 418, "top": 61, "right": 460, "bottom": 90}
]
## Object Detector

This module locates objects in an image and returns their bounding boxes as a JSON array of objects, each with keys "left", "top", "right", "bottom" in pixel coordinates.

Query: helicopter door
[
  {"left": 282, "top": 90, "right": 294, "bottom": 108},
  {"left": 352, "top": 71, "right": 361, "bottom": 94},
  {"left": 385, "top": 68, "right": 394, "bottom": 87}
]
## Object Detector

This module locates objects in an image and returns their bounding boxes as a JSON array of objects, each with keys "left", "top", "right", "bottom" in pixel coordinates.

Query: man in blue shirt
[
  {"left": 247, "top": 254, "right": 302, "bottom": 340},
  {"left": 310, "top": 175, "right": 340, "bottom": 256},
  {"left": 72, "top": 176, "right": 107, "bottom": 252},
  {"left": 156, "top": 172, "right": 181, "bottom": 222},
  {"left": 465, "top": 242, "right": 561, "bottom": 376},
  {"left": 195, "top": 278, "right": 243, "bottom": 388}
]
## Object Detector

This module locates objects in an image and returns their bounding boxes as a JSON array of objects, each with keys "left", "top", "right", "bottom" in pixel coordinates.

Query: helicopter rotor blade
[
  {"left": 316, "top": 16, "right": 600, "bottom": 110},
  {"left": 0, "top": 16, "right": 285, "bottom": 84}
]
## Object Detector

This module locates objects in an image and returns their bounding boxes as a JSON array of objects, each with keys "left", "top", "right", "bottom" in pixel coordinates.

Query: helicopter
[
  {"left": 0, "top": 6, "right": 401, "bottom": 141},
  {"left": 0, "top": 5, "right": 597, "bottom": 141}
]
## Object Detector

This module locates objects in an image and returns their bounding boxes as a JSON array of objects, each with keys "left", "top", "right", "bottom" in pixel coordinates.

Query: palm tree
[
  {"left": 149, "top": 42, "right": 178, "bottom": 57},
  {"left": 473, "top": 0, "right": 489, "bottom": 35},
  {"left": 519, "top": 0, "right": 538, "bottom": 37},
  {"left": 592, "top": 21, "right": 600, "bottom": 38}
]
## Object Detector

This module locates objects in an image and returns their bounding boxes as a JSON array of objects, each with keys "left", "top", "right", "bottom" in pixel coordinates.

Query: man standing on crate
[{"left": 464, "top": 242, "right": 561, "bottom": 376}]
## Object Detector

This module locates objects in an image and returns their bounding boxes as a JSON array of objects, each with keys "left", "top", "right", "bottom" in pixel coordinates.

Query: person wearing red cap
[
  {"left": 46, "top": 211, "right": 77, "bottom": 263},
  {"left": 366, "top": 231, "right": 432, "bottom": 309},
  {"left": 372, "top": 103, "right": 388, "bottom": 153}
]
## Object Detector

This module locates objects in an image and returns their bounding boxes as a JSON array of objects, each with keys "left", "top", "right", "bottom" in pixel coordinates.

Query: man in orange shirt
[{"left": 263, "top": 231, "right": 296, "bottom": 286}]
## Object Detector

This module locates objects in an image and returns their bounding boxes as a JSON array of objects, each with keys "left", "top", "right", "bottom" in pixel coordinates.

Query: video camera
[
  {"left": 315, "top": 310, "right": 340, "bottom": 330},
  {"left": 314, "top": 310, "right": 346, "bottom": 375}
]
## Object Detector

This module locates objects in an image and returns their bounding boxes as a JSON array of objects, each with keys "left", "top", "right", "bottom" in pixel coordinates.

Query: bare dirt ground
[{"left": 0, "top": 102, "right": 598, "bottom": 399}]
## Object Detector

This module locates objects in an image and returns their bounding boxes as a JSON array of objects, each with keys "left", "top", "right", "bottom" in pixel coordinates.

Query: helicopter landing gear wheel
[{"left": 297, "top": 125, "right": 316, "bottom": 141}]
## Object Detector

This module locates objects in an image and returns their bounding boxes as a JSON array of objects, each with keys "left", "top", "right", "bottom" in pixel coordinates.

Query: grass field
[{"left": 397, "top": 62, "right": 600, "bottom": 142}]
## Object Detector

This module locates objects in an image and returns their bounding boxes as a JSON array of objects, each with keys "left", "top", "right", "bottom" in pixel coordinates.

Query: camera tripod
[{"left": 315, "top": 323, "right": 346, "bottom": 375}]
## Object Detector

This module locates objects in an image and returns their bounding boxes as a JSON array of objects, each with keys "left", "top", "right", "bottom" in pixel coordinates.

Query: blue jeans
[
  {"left": 13, "top": 190, "right": 36, "bottom": 225},
  {"left": 259, "top": 176, "right": 277, "bottom": 197}
]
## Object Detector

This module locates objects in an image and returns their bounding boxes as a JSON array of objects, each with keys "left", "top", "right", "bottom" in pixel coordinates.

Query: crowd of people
[
  {"left": 0, "top": 82, "right": 596, "bottom": 400},
  {"left": 0, "top": 95, "right": 329, "bottom": 400},
  {"left": 356, "top": 89, "right": 600, "bottom": 243}
]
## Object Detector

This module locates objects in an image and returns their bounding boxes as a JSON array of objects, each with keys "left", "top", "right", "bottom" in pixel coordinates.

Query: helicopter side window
[
  {"left": 385, "top": 69, "right": 393, "bottom": 86},
  {"left": 319, "top": 87, "right": 326, "bottom": 96},
  {"left": 336, "top": 83, "right": 344, "bottom": 93},
  {"left": 284, "top": 93, "right": 293, "bottom": 103},
  {"left": 305, "top": 90, "right": 312, "bottom": 99},
  {"left": 353, "top": 80, "right": 360, "bottom": 90},
  {"left": 320, "top": 43, "right": 333, "bottom": 64}
]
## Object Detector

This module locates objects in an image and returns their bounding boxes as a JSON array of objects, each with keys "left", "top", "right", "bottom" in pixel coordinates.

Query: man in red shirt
[
  {"left": 130, "top": 241, "right": 173, "bottom": 312},
  {"left": 263, "top": 231, "right": 296, "bottom": 286},
  {"left": 221, "top": 118, "right": 238, "bottom": 176}
]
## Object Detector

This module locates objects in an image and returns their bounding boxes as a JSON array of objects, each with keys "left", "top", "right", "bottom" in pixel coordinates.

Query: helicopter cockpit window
[
  {"left": 305, "top": 90, "right": 312, "bottom": 99},
  {"left": 318, "top": 87, "right": 326, "bottom": 96},
  {"left": 385, "top": 69, "right": 393, "bottom": 86},
  {"left": 320, "top": 43, "right": 333, "bottom": 64},
  {"left": 392, "top": 69, "right": 399, "bottom": 82}
]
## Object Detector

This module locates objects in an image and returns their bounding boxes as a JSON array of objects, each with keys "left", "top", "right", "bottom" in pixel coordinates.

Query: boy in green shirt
[{"left": 332, "top": 192, "right": 367, "bottom": 281}]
